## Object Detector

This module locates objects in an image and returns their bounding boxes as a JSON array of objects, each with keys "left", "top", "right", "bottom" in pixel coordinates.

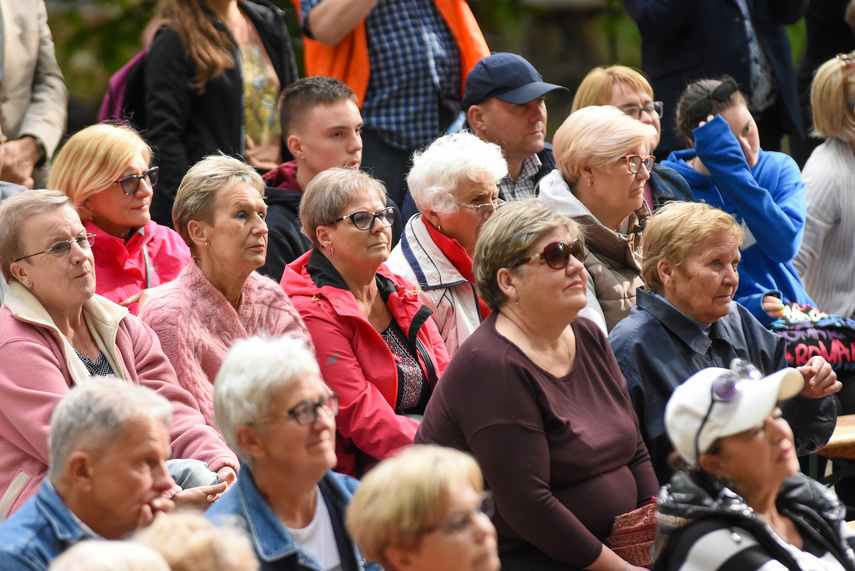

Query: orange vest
[{"left": 291, "top": 0, "right": 489, "bottom": 107}]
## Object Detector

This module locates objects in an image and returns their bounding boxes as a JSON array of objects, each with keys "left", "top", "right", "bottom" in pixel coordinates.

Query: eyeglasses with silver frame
[
  {"left": 422, "top": 491, "right": 495, "bottom": 535},
  {"left": 15, "top": 233, "right": 96, "bottom": 262},
  {"left": 619, "top": 101, "right": 663, "bottom": 121},
  {"left": 455, "top": 198, "right": 503, "bottom": 221}
]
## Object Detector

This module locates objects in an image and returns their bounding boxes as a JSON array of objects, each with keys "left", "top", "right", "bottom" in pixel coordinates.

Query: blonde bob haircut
[
  {"left": 571, "top": 65, "right": 654, "bottom": 113},
  {"left": 474, "top": 199, "right": 582, "bottom": 311},
  {"left": 641, "top": 201, "right": 744, "bottom": 295},
  {"left": 553, "top": 105, "right": 657, "bottom": 186},
  {"left": 49, "top": 123, "right": 151, "bottom": 221},
  {"left": 172, "top": 154, "right": 265, "bottom": 251},
  {"left": 0, "top": 190, "right": 72, "bottom": 283},
  {"left": 346, "top": 446, "right": 484, "bottom": 569},
  {"left": 811, "top": 55, "right": 855, "bottom": 140},
  {"left": 300, "top": 168, "right": 387, "bottom": 247}
]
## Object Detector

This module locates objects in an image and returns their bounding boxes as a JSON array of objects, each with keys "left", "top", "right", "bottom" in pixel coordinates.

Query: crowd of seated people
[{"left": 4, "top": 2, "right": 855, "bottom": 569}]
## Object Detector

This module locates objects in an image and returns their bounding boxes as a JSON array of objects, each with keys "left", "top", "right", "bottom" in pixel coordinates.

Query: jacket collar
[
  {"left": 398, "top": 215, "right": 469, "bottom": 289},
  {"left": 35, "top": 481, "right": 95, "bottom": 546}
]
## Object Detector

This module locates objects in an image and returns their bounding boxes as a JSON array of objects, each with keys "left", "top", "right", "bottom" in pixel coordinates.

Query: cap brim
[
  {"left": 493, "top": 82, "right": 569, "bottom": 105},
  {"left": 718, "top": 368, "right": 804, "bottom": 440}
]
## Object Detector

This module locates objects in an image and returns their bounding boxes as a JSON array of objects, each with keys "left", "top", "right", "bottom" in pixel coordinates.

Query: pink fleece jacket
[
  {"left": 138, "top": 262, "right": 313, "bottom": 429},
  {"left": 0, "top": 282, "right": 239, "bottom": 520}
]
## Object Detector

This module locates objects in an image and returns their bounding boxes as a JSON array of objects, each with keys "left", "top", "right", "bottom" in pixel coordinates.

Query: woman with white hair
[
  {"left": 207, "top": 335, "right": 380, "bottom": 571},
  {"left": 387, "top": 132, "right": 507, "bottom": 355},
  {"left": 538, "top": 105, "right": 657, "bottom": 332}
]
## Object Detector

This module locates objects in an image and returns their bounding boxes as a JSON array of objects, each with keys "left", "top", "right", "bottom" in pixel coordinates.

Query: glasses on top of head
[
  {"left": 685, "top": 77, "right": 739, "bottom": 120},
  {"left": 252, "top": 393, "right": 340, "bottom": 427},
  {"left": 114, "top": 167, "right": 159, "bottom": 195},
  {"left": 423, "top": 491, "right": 495, "bottom": 535},
  {"left": 517, "top": 239, "right": 585, "bottom": 270},
  {"left": 619, "top": 101, "right": 663, "bottom": 121},
  {"left": 456, "top": 198, "right": 503, "bottom": 221},
  {"left": 335, "top": 207, "right": 395, "bottom": 231},
  {"left": 619, "top": 154, "right": 655, "bottom": 175},
  {"left": 15, "top": 233, "right": 96, "bottom": 262}
]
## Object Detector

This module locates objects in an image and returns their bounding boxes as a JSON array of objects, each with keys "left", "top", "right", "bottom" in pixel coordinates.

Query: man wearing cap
[{"left": 464, "top": 52, "right": 569, "bottom": 202}]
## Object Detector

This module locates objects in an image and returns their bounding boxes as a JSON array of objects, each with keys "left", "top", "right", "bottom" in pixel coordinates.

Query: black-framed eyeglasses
[
  {"left": 619, "top": 101, "right": 663, "bottom": 121},
  {"left": 114, "top": 167, "right": 159, "bottom": 195},
  {"left": 517, "top": 239, "right": 585, "bottom": 270},
  {"left": 619, "top": 154, "right": 655, "bottom": 175},
  {"left": 251, "top": 393, "right": 339, "bottom": 427},
  {"left": 15, "top": 233, "right": 96, "bottom": 262},
  {"left": 423, "top": 491, "right": 495, "bottom": 535},
  {"left": 456, "top": 199, "right": 503, "bottom": 221},
  {"left": 685, "top": 77, "right": 739, "bottom": 120},
  {"left": 335, "top": 207, "right": 395, "bottom": 231}
]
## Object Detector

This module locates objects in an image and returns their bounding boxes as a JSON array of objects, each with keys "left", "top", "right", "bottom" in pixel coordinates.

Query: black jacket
[
  {"left": 143, "top": 0, "right": 298, "bottom": 226},
  {"left": 259, "top": 185, "right": 311, "bottom": 281}
]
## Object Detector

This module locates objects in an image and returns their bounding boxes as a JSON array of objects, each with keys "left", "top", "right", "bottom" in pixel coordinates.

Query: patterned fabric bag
[{"left": 607, "top": 497, "right": 658, "bottom": 567}]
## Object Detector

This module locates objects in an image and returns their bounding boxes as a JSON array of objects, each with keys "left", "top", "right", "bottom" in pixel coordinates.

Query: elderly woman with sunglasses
[
  {"left": 416, "top": 200, "right": 658, "bottom": 571},
  {"left": 208, "top": 335, "right": 379, "bottom": 571},
  {"left": 538, "top": 105, "right": 657, "bottom": 333},
  {"left": 139, "top": 154, "right": 313, "bottom": 433},
  {"left": 0, "top": 190, "right": 240, "bottom": 518},
  {"left": 386, "top": 132, "right": 507, "bottom": 356},
  {"left": 282, "top": 168, "right": 449, "bottom": 477},
  {"left": 49, "top": 123, "right": 190, "bottom": 314},
  {"left": 662, "top": 76, "right": 813, "bottom": 325}
]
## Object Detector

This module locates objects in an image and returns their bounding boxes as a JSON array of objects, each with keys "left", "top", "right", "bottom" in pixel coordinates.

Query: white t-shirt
[{"left": 286, "top": 487, "right": 342, "bottom": 571}]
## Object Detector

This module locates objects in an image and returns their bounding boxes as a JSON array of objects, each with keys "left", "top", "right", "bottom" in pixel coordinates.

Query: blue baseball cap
[{"left": 462, "top": 53, "right": 569, "bottom": 110}]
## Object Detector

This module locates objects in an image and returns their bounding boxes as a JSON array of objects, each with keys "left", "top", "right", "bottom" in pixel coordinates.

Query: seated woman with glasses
[
  {"left": 49, "top": 123, "right": 191, "bottom": 314},
  {"left": 139, "top": 154, "right": 313, "bottom": 432},
  {"left": 208, "top": 335, "right": 380, "bottom": 570},
  {"left": 282, "top": 168, "right": 449, "bottom": 477},
  {"left": 662, "top": 76, "right": 813, "bottom": 325},
  {"left": 652, "top": 363, "right": 855, "bottom": 571},
  {"left": 347, "top": 445, "right": 500, "bottom": 571},
  {"left": 417, "top": 200, "right": 658, "bottom": 571},
  {"left": 538, "top": 105, "right": 657, "bottom": 332},
  {"left": 387, "top": 132, "right": 507, "bottom": 356}
]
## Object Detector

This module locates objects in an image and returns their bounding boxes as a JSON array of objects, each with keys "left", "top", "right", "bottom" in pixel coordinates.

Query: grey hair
[
  {"left": 475, "top": 199, "right": 583, "bottom": 310},
  {"left": 407, "top": 131, "right": 507, "bottom": 217},
  {"left": 300, "top": 168, "right": 387, "bottom": 247},
  {"left": 214, "top": 336, "right": 321, "bottom": 465},
  {"left": 172, "top": 154, "right": 265, "bottom": 250},
  {"left": 48, "top": 377, "right": 173, "bottom": 484},
  {"left": 0, "top": 190, "right": 73, "bottom": 283}
]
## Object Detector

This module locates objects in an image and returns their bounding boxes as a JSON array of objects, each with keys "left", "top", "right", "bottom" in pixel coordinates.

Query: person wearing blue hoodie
[{"left": 662, "top": 76, "right": 813, "bottom": 326}]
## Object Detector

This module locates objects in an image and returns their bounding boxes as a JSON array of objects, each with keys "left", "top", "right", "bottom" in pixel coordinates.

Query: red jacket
[
  {"left": 86, "top": 220, "right": 191, "bottom": 314},
  {"left": 282, "top": 250, "right": 449, "bottom": 476}
]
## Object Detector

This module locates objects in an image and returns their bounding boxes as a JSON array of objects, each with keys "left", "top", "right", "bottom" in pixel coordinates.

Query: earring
[
  {"left": 587, "top": 177, "right": 593, "bottom": 187},
  {"left": 26, "top": 280, "right": 31, "bottom": 287},
  {"left": 330, "top": 246, "right": 334, "bottom": 257},
  {"left": 205, "top": 241, "right": 210, "bottom": 246}
]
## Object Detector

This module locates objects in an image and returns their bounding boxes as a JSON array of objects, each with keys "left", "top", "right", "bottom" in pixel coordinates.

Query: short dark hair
[
  {"left": 278, "top": 76, "right": 357, "bottom": 137},
  {"left": 675, "top": 76, "right": 747, "bottom": 146}
]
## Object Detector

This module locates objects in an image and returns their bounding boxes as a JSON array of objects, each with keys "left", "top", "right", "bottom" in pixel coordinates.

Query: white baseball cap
[{"left": 665, "top": 365, "right": 804, "bottom": 467}]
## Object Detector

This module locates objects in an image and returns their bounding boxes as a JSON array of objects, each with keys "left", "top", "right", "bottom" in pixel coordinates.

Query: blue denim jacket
[
  {"left": 206, "top": 465, "right": 379, "bottom": 571},
  {"left": 0, "top": 480, "right": 94, "bottom": 570}
]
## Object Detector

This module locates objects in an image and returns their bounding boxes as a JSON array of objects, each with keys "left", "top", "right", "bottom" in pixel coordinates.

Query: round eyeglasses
[
  {"left": 517, "top": 239, "right": 585, "bottom": 270},
  {"left": 114, "top": 167, "right": 159, "bottom": 195},
  {"left": 335, "top": 207, "right": 395, "bottom": 231},
  {"left": 251, "top": 393, "right": 340, "bottom": 426},
  {"left": 619, "top": 101, "right": 663, "bottom": 121},
  {"left": 456, "top": 199, "right": 502, "bottom": 221},
  {"left": 619, "top": 155, "right": 655, "bottom": 175},
  {"left": 15, "top": 234, "right": 96, "bottom": 262},
  {"left": 423, "top": 491, "right": 495, "bottom": 535}
]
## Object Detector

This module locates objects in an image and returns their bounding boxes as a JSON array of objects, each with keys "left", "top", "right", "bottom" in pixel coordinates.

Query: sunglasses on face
[
  {"left": 619, "top": 154, "right": 655, "bottom": 175},
  {"left": 685, "top": 77, "right": 739, "bottom": 120},
  {"left": 335, "top": 207, "right": 395, "bottom": 231},
  {"left": 114, "top": 167, "right": 159, "bottom": 195},
  {"left": 619, "top": 101, "right": 663, "bottom": 121},
  {"left": 517, "top": 239, "right": 585, "bottom": 270},
  {"left": 251, "top": 393, "right": 340, "bottom": 426},
  {"left": 15, "top": 233, "right": 96, "bottom": 262}
]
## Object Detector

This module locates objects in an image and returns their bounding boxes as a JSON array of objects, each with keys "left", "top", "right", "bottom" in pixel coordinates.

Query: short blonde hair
[
  {"left": 49, "top": 540, "right": 170, "bottom": 571},
  {"left": 0, "top": 190, "right": 73, "bottom": 283},
  {"left": 553, "top": 105, "right": 656, "bottom": 186},
  {"left": 474, "top": 199, "right": 582, "bottom": 310},
  {"left": 811, "top": 56, "right": 855, "bottom": 140},
  {"left": 571, "top": 65, "right": 654, "bottom": 113},
  {"left": 172, "top": 154, "right": 265, "bottom": 250},
  {"left": 300, "top": 168, "right": 387, "bottom": 247},
  {"left": 641, "top": 201, "right": 744, "bottom": 294},
  {"left": 346, "top": 446, "right": 484, "bottom": 569},
  {"left": 49, "top": 123, "right": 151, "bottom": 221}
]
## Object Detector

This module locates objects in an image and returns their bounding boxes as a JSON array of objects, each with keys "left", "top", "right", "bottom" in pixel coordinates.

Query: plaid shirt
[
  {"left": 498, "top": 153, "right": 543, "bottom": 202},
  {"left": 303, "top": 0, "right": 461, "bottom": 150}
]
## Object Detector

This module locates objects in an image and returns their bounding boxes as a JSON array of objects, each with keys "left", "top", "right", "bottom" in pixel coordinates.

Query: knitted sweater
[
  {"left": 139, "top": 262, "right": 313, "bottom": 428},
  {"left": 794, "top": 138, "right": 855, "bottom": 317}
]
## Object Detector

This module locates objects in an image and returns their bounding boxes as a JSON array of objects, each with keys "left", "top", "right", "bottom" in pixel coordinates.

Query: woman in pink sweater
[{"left": 139, "top": 155, "right": 313, "bottom": 430}]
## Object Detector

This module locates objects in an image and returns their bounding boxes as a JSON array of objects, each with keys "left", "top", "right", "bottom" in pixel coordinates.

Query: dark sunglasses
[
  {"left": 335, "top": 207, "right": 395, "bottom": 231},
  {"left": 114, "top": 167, "right": 159, "bottom": 195},
  {"left": 517, "top": 239, "right": 585, "bottom": 270},
  {"left": 685, "top": 77, "right": 739, "bottom": 120}
]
